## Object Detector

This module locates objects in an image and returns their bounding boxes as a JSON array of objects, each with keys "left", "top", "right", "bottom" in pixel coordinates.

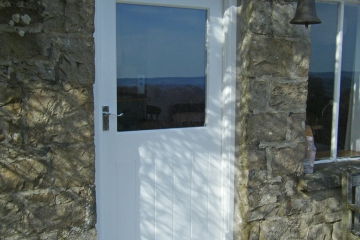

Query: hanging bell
[{"left": 290, "top": 0, "right": 322, "bottom": 28}]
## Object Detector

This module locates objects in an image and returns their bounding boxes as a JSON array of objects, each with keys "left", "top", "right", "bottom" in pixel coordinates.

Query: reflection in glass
[
  {"left": 116, "top": 4, "right": 207, "bottom": 132},
  {"left": 338, "top": 5, "right": 360, "bottom": 158},
  {"left": 307, "top": 3, "right": 360, "bottom": 159},
  {"left": 307, "top": 3, "right": 338, "bottom": 158}
]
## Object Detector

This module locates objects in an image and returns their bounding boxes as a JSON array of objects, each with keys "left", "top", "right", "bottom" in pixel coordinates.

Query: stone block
[
  {"left": 293, "top": 40, "right": 311, "bottom": 77},
  {"left": 283, "top": 178, "right": 296, "bottom": 196},
  {"left": 0, "top": 148, "right": 49, "bottom": 192},
  {"left": 50, "top": 144, "right": 95, "bottom": 188},
  {"left": 247, "top": 113, "right": 288, "bottom": 142},
  {"left": 287, "top": 113, "right": 306, "bottom": 141},
  {"left": 0, "top": 33, "right": 50, "bottom": 58},
  {"left": 2, "top": 232, "right": 58, "bottom": 240},
  {"left": 246, "top": 35, "right": 292, "bottom": 78},
  {"left": 0, "top": 65, "right": 10, "bottom": 83},
  {"left": 245, "top": 181, "right": 282, "bottom": 213},
  {"left": 0, "top": 87, "right": 22, "bottom": 115},
  {"left": 6, "top": 118, "right": 22, "bottom": 145},
  {"left": 259, "top": 218, "right": 301, "bottom": 240},
  {"left": 0, "top": 1, "right": 45, "bottom": 26},
  {"left": 24, "top": 85, "right": 94, "bottom": 146},
  {"left": 309, "top": 191, "right": 341, "bottom": 225},
  {"left": 64, "top": 1, "right": 94, "bottom": 34},
  {"left": 11, "top": 60, "right": 56, "bottom": 83},
  {"left": 0, "top": 187, "right": 94, "bottom": 236},
  {"left": 56, "top": 36, "right": 95, "bottom": 84},
  {"left": 42, "top": 0, "right": 94, "bottom": 34},
  {"left": 0, "top": 128, "right": 4, "bottom": 142},
  {"left": 3, "top": 228, "right": 97, "bottom": 240},
  {"left": 246, "top": 0, "right": 271, "bottom": 34},
  {"left": 249, "top": 222, "right": 260, "bottom": 240},
  {"left": 249, "top": 80, "right": 268, "bottom": 113},
  {"left": 0, "top": 196, "right": 24, "bottom": 236},
  {"left": 0, "top": 1, "right": 94, "bottom": 34},
  {"left": 246, "top": 34, "right": 310, "bottom": 78},
  {"left": 0, "top": 87, "right": 23, "bottom": 144},
  {"left": 243, "top": 148, "right": 267, "bottom": 171},
  {"left": 260, "top": 185, "right": 281, "bottom": 205},
  {"left": 323, "top": 197, "right": 341, "bottom": 223},
  {"left": 270, "top": 143, "right": 306, "bottom": 176},
  {"left": 269, "top": 82, "right": 307, "bottom": 112},
  {"left": 60, "top": 227, "right": 97, "bottom": 240},
  {"left": 332, "top": 221, "right": 341, "bottom": 240},
  {"left": 245, "top": 202, "right": 281, "bottom": 222},
  {"left": 27, "top": 194, "right": 85, "bottom": 232},
  {"left": 3, "top": 35, "right": 94, "bottom": 85},
  {"left": 287, "top": 197, "right": 312, "bottom": 215},
  {"left": 271, "top": 3, "right": 311, "bottom": 38},
  {"left": 306, "top": 223, "right": 332, "bottom": 240}
]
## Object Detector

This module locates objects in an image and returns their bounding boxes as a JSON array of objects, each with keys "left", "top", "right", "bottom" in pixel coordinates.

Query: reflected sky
[
  {"left": 310, "top": 3, "right": 360, "bottom": 73},
  {"left": 116, "top": 4, "right": 207, "bottom": 78},
  {"left": 342, "top": 5, "right": 360, "bottom": 72}
]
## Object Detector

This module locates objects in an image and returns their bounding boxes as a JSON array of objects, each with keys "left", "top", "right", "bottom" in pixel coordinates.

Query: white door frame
[{"left": 94, "top": 0, "right": 237, "bottom": 239}]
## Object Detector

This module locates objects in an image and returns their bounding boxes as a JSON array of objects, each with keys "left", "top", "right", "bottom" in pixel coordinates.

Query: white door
[{"left": 95, "top": 0, "right": 235, "bottom": 239}]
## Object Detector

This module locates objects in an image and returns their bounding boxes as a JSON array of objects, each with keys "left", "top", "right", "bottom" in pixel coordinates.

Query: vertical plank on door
[
  {"left": 139, "top": 158, "right": 156, "bottom": 240},
  {"left": 173, "top": 156, "right": 192, "bottom": 239},
  {"left": 191, "top": 154, "right": 210, "bottom": 239},
  {"left": 155, "top": 157, "right": 174, "bottom": 239},
  {"left": 116, "top": 160, "right": 137, "bottom": 240}
]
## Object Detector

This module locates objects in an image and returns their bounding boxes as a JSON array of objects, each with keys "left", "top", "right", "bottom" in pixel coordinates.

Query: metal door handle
[
  {"left": 102, "top": 106, "right": 123, "bottom": 131},
  {"left": 102, "top": 111, "right": 123, "bottom": 117}
]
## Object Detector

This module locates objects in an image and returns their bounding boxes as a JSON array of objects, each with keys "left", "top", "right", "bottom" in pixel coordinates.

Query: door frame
[{"left": 94, "top": 0, "right": 237, "bottom": 239}]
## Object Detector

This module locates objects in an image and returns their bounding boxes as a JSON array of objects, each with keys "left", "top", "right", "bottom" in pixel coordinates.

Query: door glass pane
[
  {"left": 338, "top": 4, "right": 360, "bottom": 158},
  {"left": 307, "top": 2, "right": 338, "bottom": 158},
  {"left": 116, "top": 4, "right": 207, "bottom": 132}
]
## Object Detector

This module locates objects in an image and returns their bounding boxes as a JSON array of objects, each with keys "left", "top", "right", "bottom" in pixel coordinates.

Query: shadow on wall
[
  {"left": 0, "top": 82, "right": 96, "bottom": 238},
  {"left": 0, "top": 0, "right": 97, "bottom": 238}
]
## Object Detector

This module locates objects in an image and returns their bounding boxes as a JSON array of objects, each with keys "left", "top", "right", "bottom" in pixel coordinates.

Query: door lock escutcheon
[{"left": 102, "top": 106, "right": 123, "bottom": 131}]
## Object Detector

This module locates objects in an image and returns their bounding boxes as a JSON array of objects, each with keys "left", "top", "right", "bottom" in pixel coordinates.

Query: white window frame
[{"left": 315, "top": 0, "right": 360, "bottom": 163}]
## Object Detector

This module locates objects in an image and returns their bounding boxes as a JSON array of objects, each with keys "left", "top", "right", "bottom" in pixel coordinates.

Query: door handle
[
  {"left": 102, "top": 106, "right": 123, "bottom": 131},
  {"left": 102, "top": 111, "right": 123, "bottom": 117}
]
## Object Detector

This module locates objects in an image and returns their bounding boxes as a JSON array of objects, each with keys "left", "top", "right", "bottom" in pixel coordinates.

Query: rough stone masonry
[
  {"left": 0, "top": 0, "right": 346, "bottom": 239},
  {"left": 0, "top": 0, "right": 96, "bottom": 239},
  {"left": 234, "top": 1, "right": 343, "bottom": 239}
]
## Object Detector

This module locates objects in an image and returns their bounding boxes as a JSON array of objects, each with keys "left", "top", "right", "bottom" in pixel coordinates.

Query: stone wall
[
  {"left": 0, "top": 1, "right": 96, "bottom": 239},
  {"left": 0, "top": 0, "right": 346, "bottom": 239},
  {"left": 234, "top": 0, "right": 342, "bottom": 239}
]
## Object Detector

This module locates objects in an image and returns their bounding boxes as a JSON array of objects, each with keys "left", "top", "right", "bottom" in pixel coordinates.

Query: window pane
[
  {"left": 116, "top": 4, "right": 207, "bottom": 132},
  {"left": 338, "top": 4, "right": 360, "bottom": 157},
  {"left": 307, "top": 3, "right": 338, "bottom": 158}
]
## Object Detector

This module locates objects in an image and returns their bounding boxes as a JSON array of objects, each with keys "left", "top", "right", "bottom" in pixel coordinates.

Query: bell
[{"left": 290, "top": 0, "right": 322, "bottom": 28}]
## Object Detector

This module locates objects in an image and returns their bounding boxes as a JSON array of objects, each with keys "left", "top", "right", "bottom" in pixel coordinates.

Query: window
[
  {"left": 116, "top": 4, "right": 208, "bottom": 131},
  {"left": 307, "top": 1, "right": 360, "bottom": 161}
]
